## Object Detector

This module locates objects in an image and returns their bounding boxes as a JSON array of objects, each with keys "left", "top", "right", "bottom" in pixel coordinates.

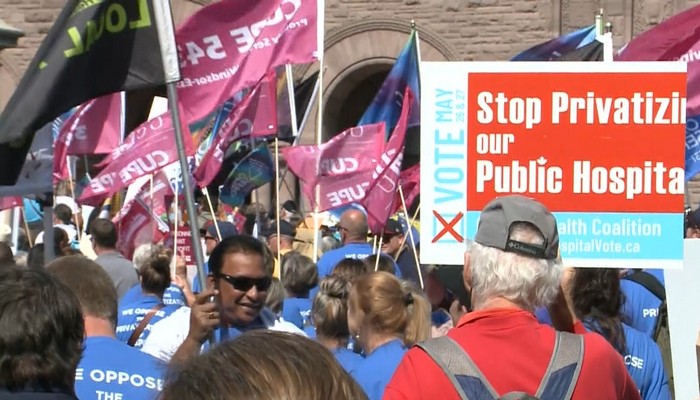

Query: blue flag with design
[
  {"left": 220, "top": 144, "right": 274, "bottom": 207},
  {"left": 511, "top": 25, "right": 597, "bottom": 61},
  {"left": 74, "top": 174, "right": 92, "bottom": 199},
  {"left": 358, "top": 30, "right": 420, "bottom": 137},
  {"left": 686, "top": 115, "right": 700, "bottom": 181}
]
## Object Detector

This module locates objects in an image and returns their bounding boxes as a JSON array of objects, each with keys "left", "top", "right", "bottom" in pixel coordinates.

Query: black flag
[
  {"left": 557, "top": 40, "right": 604, "bottom": 61},
  {"left": 0, "top": 0, "right": 166, "bottom": 185}
]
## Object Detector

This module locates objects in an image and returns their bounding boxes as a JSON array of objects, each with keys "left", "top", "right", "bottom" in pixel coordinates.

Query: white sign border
[{"left": 419, "top": 61, "right": 687, "bottom": 267}]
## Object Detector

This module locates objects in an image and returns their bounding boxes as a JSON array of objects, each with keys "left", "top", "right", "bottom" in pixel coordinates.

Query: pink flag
[
  {"left": 193, "top": 72, "right": 278, "bottom": 187},
  {"left": 114, "top": 198, "right": 167, "bottom": 261},
  {"left": 54, "top": 93, "right": 123, "bottom": 180},
  {"left": 282, "top": 122, "right": 386, "bottom": 211},
  {"left": 175, "top": 0, "right": 318, "bottom": 123},
  {"left": 79, "top": 112, "right": 196, "bottom": 206},
  {"left": 362, "top": 89, "right": 413, "bottom": 234},
  {"left": 113, "top": 173, "right": 171, "bottom": 260},
  {"left": 391, "top": 163, "right": 420, "bottom": 215},
  {"left": 615, "top": 4, "right": 700, "bottom": 114},
  {"left": 0, "top": 197, "right": 21, "bottom": 211}
]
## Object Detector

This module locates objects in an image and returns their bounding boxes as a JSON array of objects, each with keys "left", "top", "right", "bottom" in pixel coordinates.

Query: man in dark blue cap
[{"left": 381, "top": 219, "right": 424, "bottom": 288}]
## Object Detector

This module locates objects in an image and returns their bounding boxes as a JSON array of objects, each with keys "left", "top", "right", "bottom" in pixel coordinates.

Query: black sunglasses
[{"left": 217, "top": 274, "right": 272, "bottom": 292}]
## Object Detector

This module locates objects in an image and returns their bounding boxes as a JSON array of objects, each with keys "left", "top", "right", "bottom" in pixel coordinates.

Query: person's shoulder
[
  {"left": 580, "top": 331, "right": 625, "bottom": 366},
  {"left": 141, "top": 307, "right": 191, "bottom": 361},
  {"left": 265, "top": 309, "right": 307, "bottom": 336},
  {"left": 317, "top": 247, "right": 345, "bottom": 262},
  {"left": 149, "top": 307, "right": 190, "bottom": 331},
  {"left": 622, "top": 324, "right": 661, "bottom": 354},
  {"left": 118, "top": 287, "right": 142, "bottom": 307}
]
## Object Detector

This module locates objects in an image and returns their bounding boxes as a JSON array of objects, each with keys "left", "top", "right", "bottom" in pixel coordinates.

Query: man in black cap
[
  {"left": 381, "top": 219, "right": 423, "bottom": 288},
  {"left": 386, "top": 195, "right": 639, "bottom": 400},
  {"left": 192, "top": 221, "right": 238, "bottom": 294},
  {"left": 265, "top": 220, "right": 297, "bottom": 279},
  {"left": 279, "top": 200, "right": 301, "bottom": 226}
]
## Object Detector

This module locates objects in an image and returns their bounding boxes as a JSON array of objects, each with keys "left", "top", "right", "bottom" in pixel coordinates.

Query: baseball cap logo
[{"left": 506, "top": 240, "right": 545, "bottom": 258}]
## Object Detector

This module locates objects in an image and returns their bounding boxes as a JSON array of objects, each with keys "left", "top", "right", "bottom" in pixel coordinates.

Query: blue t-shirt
[
  {"left": 200, "top": 311, "right": 271, "bottom": 352},
  {"left": 621, "top": 269, "right": 665, "bottom": 338},
  {"left": 75, "top": 336, "right": 166, "bottom": 400},
  {"left": 120, "top": 283, "right": 187, "bottom": 308},
  {"left": 191, "top": 262, "right": 210, "bottom": 294},
  {"left": 351, "top": 339, "right": 407, "bottom": 400},
  {"left": 583, "top": 321, "right": 670, "bottom": 400},
  {"left": 282, "top": 297, "right": 312, "bottom": 330},
  {"left": 333, "top": 347, "right": 363, "bottom": 374},
  {"left": 316, "top": 243, "right": 402, "bottom": 278},
  {"left": 116, "top": 295, "right": 180, "bottom": 349},
  {"left": 304, "top": 325, "right": 316, "bottom": 339},
  {"left": 313, "top": 243, "right": 401, "bottom": 299},
  {"left": 534, "top": 307, "right": 553, "bottom": 326}
]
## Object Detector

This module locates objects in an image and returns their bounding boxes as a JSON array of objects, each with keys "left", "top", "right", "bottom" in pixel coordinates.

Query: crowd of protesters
[{"left": 0, "top": 193, "right": 677, "bottom": 400}]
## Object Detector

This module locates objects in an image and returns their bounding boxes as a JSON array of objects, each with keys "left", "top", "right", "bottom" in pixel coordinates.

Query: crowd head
[
  {"left": 161, "top": 331, "right": 367, "bottom": 400},
  {"left": 0, "top": 267, "right": 83, "bottom": 395},
  {"left": 207, "top": 235, "right": 271, "bottom": 326},
  {"left": 466, "top": 195, "right": 562, "bottom": 312}
]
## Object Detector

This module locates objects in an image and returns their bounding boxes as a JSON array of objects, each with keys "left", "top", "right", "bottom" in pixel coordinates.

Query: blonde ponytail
[{"left": 350, "top": 272, "right": 432, "bottom": 347}]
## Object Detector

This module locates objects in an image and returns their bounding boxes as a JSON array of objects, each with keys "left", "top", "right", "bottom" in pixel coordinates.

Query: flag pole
[
  {"left": 20, "top": 206, "right": 34, "bottom": 248},
  {"left": 398, "top": 185, "right": 422, "bottom": 289},
  {"left": 202, "top": 187, "right": 221, "bottom": 240},
  {"left": 285, "top": 65, "right": 300, "bottom": 139},
  {"left": 42, "top": 197, "right": 54, "bottom": 264},
  {"left": 66, "top": 156, "right": 82, "bottom": 241},
  {"left": 152, "top": 0, "right": 207, "bottom": 295},
  {"left": 313, "top": 0, "right": 325, "bottom": 263},
  {"left": 270, "top": 64, "right": 299, "bottom": 225},
  {"left": 275, "top": 74, "right": 321, "bottom": 193},
  {"left": 11, "top": 206, "right": 20, "bottom": 254},
  {"left": 149, "top": 174, "right": 155, "bottom": 240},
  {"left": 395, "top": 203, "right": 420, "bottom": 253},
  {"left": 173, "top": 193, "right": 179, "bottom": 256},
  {"left": 274, "top": 138, "right": 282, "bottom": 275},
  {"left": 595, "top": 9, "right": 604, "bottom": 36},
  {"left": 374, "top": 235, "right": 383, "bottom": 271}
]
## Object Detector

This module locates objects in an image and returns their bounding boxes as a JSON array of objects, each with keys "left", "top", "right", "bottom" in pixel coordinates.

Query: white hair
[
  {"left": 132, "top": 244, "right": 158, "bottom": 269},
  {"left": 469, "top": 223, "right": 562, "bottom": 312}
]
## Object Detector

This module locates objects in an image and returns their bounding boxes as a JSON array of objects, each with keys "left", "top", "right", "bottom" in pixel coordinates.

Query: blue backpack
[{"left": 415, "top": 331, "right": 584, "bottom": 400}]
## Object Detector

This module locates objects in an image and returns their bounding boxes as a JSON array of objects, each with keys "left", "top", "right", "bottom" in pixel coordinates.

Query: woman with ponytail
[
  {"left": 116, "top": 246, "right": 181, "bottom": 349},
  {"left": 571, "top": 268, "right": 670, "bottom": 400},
  {"left": 348, "top": 271, "right": 431, "bottom": 400},
  {"left": 312, "top": 275, "right": 363, "bottom": 373}
]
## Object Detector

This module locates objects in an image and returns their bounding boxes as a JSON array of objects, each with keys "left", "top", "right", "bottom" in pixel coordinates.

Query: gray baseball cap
[{"left": 474, "top": 195, "right": 559, "bottom": 260}]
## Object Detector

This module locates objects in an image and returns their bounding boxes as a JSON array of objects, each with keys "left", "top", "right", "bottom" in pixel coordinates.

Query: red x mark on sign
[{"left": 432, "top": 211, "right": 464, "bottom": 243}]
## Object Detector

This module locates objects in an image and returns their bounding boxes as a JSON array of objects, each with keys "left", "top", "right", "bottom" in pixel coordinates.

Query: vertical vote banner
[{"left": 421, "top": 62, "right": 686, "bottom": 269}]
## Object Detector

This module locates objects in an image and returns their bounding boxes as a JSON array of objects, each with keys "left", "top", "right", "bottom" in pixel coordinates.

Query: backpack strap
[
  {"left": 622, "top": 271, "right": 665, "bottom": 301},
  {"left": 127, "top": 303, "right": 166, "bottom": 347},
  {"left": 534, "top": 331, "right": 584, "bottom": 400},
  {"left": 415, "top": 336, "right": 499, "bottom": 400}
]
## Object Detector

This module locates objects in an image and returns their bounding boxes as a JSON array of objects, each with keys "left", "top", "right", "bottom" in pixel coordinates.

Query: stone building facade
[{"left": 1, "top": 0, "right": 699, "bottom": 210}]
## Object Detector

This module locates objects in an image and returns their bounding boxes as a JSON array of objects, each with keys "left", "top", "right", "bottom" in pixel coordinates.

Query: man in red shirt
[{"left": 385, "top": 195, "right": 640, "bottom": 400}]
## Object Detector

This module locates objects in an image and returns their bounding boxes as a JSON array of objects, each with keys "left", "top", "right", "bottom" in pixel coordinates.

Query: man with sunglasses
[{"left": 142, "top": 235, "right": 304, "bottom": 363}]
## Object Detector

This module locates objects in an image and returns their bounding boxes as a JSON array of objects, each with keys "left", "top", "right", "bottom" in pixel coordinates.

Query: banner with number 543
[{"left": 175, "top": 0, "right": 318, "bottom": 125}]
